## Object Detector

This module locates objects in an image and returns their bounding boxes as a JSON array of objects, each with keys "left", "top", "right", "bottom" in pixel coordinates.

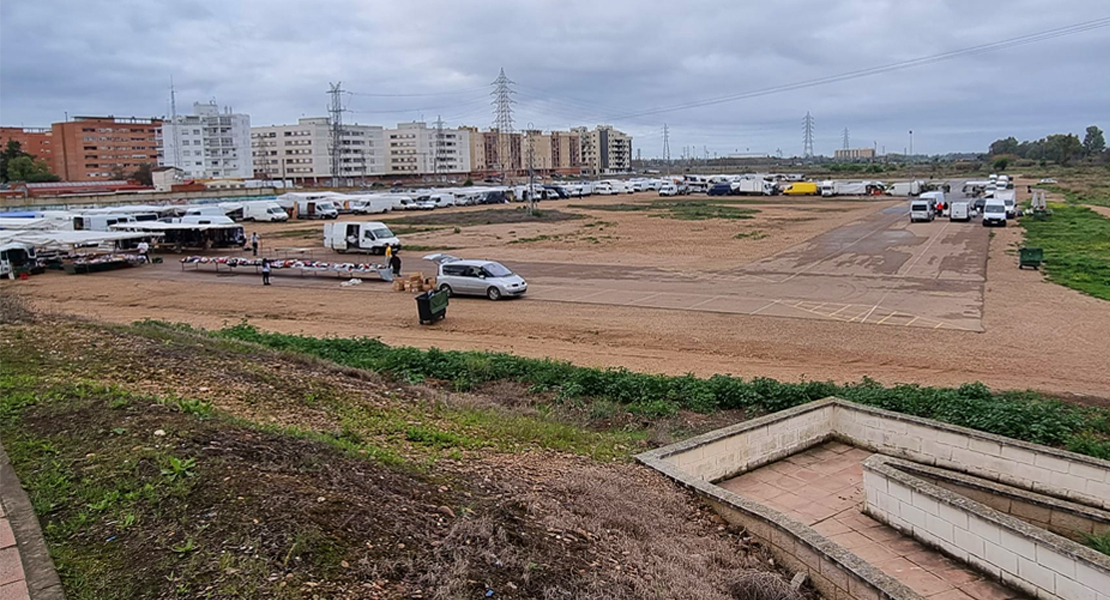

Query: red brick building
[
  {"left": 0, "top": 127, "right": 55, "bottom": 166},
  {"left": 50, "top": 116, "right": 162, "bottom": 180}
]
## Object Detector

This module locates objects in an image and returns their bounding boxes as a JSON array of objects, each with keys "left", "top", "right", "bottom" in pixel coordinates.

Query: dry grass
[
  {"left": 421, "top": 463, "right": 801, "bottom": 600},
  {"left": 0, "top": 289, "right": 34, "bottom": 324}
]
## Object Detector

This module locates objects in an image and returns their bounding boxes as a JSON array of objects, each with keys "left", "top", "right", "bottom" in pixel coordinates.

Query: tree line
[{"left": 989, "top": 125, "right": 1105, "bottom": 165}]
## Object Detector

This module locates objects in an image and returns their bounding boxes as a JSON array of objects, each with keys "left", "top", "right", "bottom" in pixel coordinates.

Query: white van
[
  {"left": 909, "top": 198, "right": 936, "bottom": 222},
  {"left": 243, "top": 201, "right": 289, "bottom": 222},
  {"left": 982, "top": 199, "right": 1007, "bottom": 227},
  {"left": 296, "top": 200, "right": 339, "bottom": 219},
  {"left": 949, "top": 201, "right": 971, "bottom": 222},
  {"left": 323, "top": 221, "right": 401, "bottom": 254},
  {"left": 348, "top": 196, "right": 394, "bottom": 215}
]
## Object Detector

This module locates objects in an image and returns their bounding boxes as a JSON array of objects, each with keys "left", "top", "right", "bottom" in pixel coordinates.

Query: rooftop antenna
[{"left": 169, "top": 77, "right": 181, "bottom": 172}]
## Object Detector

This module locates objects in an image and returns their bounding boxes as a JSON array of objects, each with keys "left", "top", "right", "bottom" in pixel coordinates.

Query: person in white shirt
[{"left": 137, "top": 241, "right": 150, "bottom": 263}]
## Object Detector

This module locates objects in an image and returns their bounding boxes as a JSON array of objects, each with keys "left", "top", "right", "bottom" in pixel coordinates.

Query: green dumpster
[
  {"left": 1019, "top": 247, "right": 1043, "bottom": 270},
  {"left": 416, "top": 289, "right": 449, "bottom": 324}
]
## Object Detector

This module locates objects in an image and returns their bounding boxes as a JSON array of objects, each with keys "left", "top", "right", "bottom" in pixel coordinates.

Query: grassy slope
[
  {"left": 1021, "top": 201, "right": 1110, "bottom": 301},
  {"left": 1, "top": 318, "right": 791, "bottom": 600}
]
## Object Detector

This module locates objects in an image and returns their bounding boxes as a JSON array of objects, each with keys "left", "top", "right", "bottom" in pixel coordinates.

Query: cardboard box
[{"left": 392, "top": 280, "right": 405, "bottom": 292}]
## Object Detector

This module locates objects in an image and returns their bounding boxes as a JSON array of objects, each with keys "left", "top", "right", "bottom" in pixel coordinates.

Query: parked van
[
  {"left": 296, "top": 200, "right": 339, "bottom": 219},
  {"left": 982, "top": 199, "right": 1007, "bottom": 227},
  {"left": 594, "top": 182, "right": 615, "bottom": 195},
  {"left": 242, "top": 201, "right": 289, "bottom": 222},
  {"left": 782, "top": 181, "right": 818, "bottom": 196},
  {"left": 1, "top": 243, "right": 36, "bottom": 279},
  {"left": 949, "top": 201, "right": 971, "bottom": 222},
  {"left": 323, "top": 221, "right": 401, "bottom": 254},
  {"left": 909, "top": 198, "right": 936, "bottom": 222},
  {"left": 347, "top": 196, "right": 394, "bottom": 215}
]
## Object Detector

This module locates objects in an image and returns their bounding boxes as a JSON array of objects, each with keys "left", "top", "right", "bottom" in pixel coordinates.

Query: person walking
[
  {"left": 389, "top": 249, "right": 401, "bottom": 277},
  {"left": 250, "top": 232, "right": 259, "bottom": 256},
  {"left": 261, "top": 258, "right": 272, "bottom": 286}
]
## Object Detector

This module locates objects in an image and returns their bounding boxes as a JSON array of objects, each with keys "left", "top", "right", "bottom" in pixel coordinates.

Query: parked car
[
  {"left": 1039, "top": 178, "right": 1058, "bottom": 184},
  {"left": 423, "top": 254, "right": 527, "bottom": 300}
]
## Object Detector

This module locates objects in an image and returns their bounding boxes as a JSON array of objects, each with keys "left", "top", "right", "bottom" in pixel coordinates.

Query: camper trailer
[{"left": 323, "top": 221, "right": 401, "bottom": 255}]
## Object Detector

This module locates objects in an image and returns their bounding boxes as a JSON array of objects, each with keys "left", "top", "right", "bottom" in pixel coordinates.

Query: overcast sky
[{"left": 2, "top": 0, "right": 1108, "bottom": 157}]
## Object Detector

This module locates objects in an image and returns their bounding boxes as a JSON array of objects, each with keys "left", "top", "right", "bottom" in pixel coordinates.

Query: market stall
[{"left": 180, "top": 255, "right": 394, "bottom": 282}]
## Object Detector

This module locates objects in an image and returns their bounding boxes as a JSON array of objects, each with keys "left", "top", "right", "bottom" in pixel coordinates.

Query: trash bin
[
  {"left": 416, "top": 289, "right": 449, "bottom": 324},
  {"left": 1019, "top": 247, "right": 1043, "bottom": 270}
]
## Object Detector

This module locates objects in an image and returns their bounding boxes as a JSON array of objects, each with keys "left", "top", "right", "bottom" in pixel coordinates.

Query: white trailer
[{"left": 323, "top": 221, "right": 401, "bottom": 254}]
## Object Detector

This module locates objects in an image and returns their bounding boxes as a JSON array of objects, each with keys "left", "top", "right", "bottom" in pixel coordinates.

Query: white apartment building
[
  {"left": 384, "top": 122, "right": 471, "bottom": 175},
  {"left": 158, "top": 101, "right": 252, "bottom": 179},
  {"left": 251, "top": 117, "right": 387, "bottom": 183},
  {"left": 571, "top": 125, "right": 632, "bottom": 175}
]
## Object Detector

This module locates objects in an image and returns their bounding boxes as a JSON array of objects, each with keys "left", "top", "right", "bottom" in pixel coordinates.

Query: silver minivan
[{"left": 423, "top": 254, "right": 527, "bottom": 300}]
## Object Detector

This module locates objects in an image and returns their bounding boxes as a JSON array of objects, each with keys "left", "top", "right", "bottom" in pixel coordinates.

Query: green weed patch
[{"left": 1021, "top": 202, "right": 1110, "bottom": 300}]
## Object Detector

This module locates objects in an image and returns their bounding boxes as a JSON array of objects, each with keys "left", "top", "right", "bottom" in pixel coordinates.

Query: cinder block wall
[
  {"left": 835, "top": 405, "right": 1110, "bottom": 511},
  {"left": 864, "top": 457, "right": 1110, "bottom": 600}
]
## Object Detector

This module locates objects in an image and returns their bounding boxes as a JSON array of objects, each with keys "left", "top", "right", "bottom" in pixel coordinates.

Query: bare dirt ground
[{"left": 11, "top": 189, "right": 1110, "bottom": 401}]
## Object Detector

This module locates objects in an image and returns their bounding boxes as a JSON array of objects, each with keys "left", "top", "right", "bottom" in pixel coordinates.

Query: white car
[
  {"left": 423, "top": 254, "right": 527, "bottom": 300},
  {"left": 1039, "top": 178, "right": 1057, "bottom": 184}
]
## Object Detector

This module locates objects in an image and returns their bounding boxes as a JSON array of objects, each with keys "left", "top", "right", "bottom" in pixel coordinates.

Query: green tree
[
  {"left": 6, "top": 155, "right": 60, "bottom": 182},
  {"left": 0, "top": 139, "right": 27, "bottom": 183},
  {"left": 1083, "top": 126, "right": 1106, "bottom": 157},
  {"left": 989, "top": 137, "right": 1019, "bottom": 156},
  {"left": 130, "top": 163, "right": 154, "bottom": 186},
  {"left": 992, "top": 157, "right": 1010, "bottom": 171},
  {"left": 1046, "top": 134, "right": 1083, "bottom": 165}
]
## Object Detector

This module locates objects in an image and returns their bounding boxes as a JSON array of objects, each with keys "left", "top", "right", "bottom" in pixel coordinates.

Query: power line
[
  {"left": 597, "top": 16, "right": 1110, "bottom": 121},
  {"left": 346, "top": 85, "right": 489, "bottom": 98}
]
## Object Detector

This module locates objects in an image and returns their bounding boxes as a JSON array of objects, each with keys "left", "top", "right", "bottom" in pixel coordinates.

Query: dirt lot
[{"left": 11, "top": 188, "right": 1110, "bottom": 400}]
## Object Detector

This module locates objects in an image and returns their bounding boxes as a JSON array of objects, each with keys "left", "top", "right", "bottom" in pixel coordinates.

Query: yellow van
[{"left": 782, "top": 181, "right": 818, "bottom": 196}]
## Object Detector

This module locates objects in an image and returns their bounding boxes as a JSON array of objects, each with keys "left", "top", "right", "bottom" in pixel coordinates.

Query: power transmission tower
[
  {"left": 842, "top": 127, "right": 850, "bottom": 150},
  {"left": 490, "top": 68, "right": 515, "bottom": 183},
  {"left": 434, "top": 114, "right": 446, "bottom": 178},
  {"left": 802, "top": 112, "right": 815, "bottom": 159},
  {"left": 662, "top": 124, "right": 671, "bottom": 164},
  {"left": 328, "top": 82, "right": 346, "bottom": 187}
]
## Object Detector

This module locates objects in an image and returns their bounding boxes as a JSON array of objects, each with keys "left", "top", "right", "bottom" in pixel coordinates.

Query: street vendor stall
[
  {"left": 110, "top": 221, "right": 245, "bottom": 251},
  {"left": 0, "top": 230, "right": 162, "bottom": 275},
  {"left": 180, "top": 255, "right": 394, "bottom": 282}
]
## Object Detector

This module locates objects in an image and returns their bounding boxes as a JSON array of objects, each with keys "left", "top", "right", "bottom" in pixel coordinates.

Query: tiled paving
[
  {"left": 718, "top": 441, "right": 1027, "bottom": 600},
  {"left": 0, "top": 498, "right": 30, "bottom": 600}
]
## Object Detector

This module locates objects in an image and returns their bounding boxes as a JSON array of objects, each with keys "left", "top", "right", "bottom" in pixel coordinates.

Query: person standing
[
  {"left": 261, "top": 258, "right": 272, "bottom": 286},
  {"left": 250, "top": 232, "right": 259, "bottom": 256},
  {"left": 136, "top": 240, "right": 150, "bottom": 263},
  {"left": 389, "top": 250, "right": 401, "bottom": 277}
]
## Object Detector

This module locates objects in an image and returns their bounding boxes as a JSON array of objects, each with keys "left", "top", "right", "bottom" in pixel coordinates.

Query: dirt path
[{"left": 13, "top": 193, "right": 1110, "bottom": 402}]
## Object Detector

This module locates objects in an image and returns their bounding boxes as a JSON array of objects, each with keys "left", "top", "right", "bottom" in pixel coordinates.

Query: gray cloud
[{"left": 2, "top": 0, "right": 1107, "bottom": 157}]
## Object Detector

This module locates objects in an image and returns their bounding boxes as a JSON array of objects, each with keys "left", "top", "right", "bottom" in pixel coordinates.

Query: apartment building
[
  {"left": 384, "top": 122, "right": 471, "bottom": 175},
  {"left": 522, "top": 130, "right": 582, "bottom": 175},
  {"left": 463, "top": 127, "right": 524, "bottom": 176},
  {"left": 572, "top": 125, "right": 632, "bottom": 175},
  {"left": 158, "top": 101, "right": 252, "bottom": 179},
  {"left": 251, "top": 117, "right": 386, "bottom": 183},
  {"left": 0, "top": 127, "right": 55, "bottom": 168},
  {"left": 51, "top": 116, "right": 162, "bottom": 180},
  {"left": 834, "top": 148, "right": 876, "bottom": 161}
]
